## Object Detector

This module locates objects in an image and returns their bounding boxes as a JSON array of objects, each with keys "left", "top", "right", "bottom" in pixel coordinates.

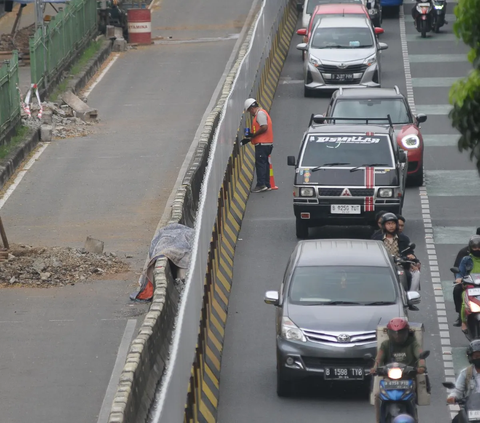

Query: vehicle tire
[
  {"left": 296, "top": 218, "right": 309, "bottom": 239},
  {"left": 277, "top": 368, "right": 292, "bottom": 397},
  {"left": 434, "top": 20, "right": 440, "bottom": 33},
  {"left": 420, "top": 20, "right": 427, "bottom": 38},
  {"left": 408, "top": 166, "right": 424, "bottom": 187},
  {"left": 304, "top": 86, "right": 313, "bottom": 98}
]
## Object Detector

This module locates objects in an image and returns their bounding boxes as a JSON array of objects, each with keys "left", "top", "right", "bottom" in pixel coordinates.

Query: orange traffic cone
[{"left": 268, "top": 155, "right": 278, "bottom": 190}]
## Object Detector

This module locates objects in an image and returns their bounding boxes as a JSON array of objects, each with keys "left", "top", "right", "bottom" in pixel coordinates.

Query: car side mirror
[
  {"left": 264, "top": 290, "right": 279, "bottom": 305},
  {"left": 399, "top": 150, "right": 407, "bottom": 163},
  {"left": 451, "top": 267, "right": 460, "bottom": 274},
  {"left": 378, "top": 42, "right": 388, "bottom": 51},
  {"left": 416, "top": 113, "right": 427, "bottom": 124},
  {"left": 297, "top": 28, "right": 307, "bottom": 36},
  {"left": 374, "top": 27, "right": 384, "bottom": 35},
  {"left": 296, "top": 43, "right": 308, "bottom": 51},
  {"left": 296, "top": 1, "right": 304, "bottom": 11},
  {"left": 287, "top": 156, "right": 296, "bottom": 166},
  {"left": 407, "top": 291, "right": 421, "bottom": 305},
  {"left": 419, "top": 350, "right": 430, "bottom": 360},
  {"left": 443, "top": 382, "right": 456, "bottom": 389}
]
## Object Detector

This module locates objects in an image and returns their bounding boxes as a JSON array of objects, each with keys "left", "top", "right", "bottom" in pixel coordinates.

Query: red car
[
  {"left": 297, "top": 3, "right": 382, "bottom": 54},
  {"left": 324, "top": 87, "right": 427, "bottom": 186}
]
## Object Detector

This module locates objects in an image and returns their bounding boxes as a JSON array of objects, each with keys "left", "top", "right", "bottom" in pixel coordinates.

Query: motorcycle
[
  {"left": 395, "top": 243, "right": 420, "bottom": 295},
  {"left": 373, "top": 351, "right": 430, "bottom": 423},
  {"left": 451, "top": 267, "right": 480, "bottom": 340},
  {"left": 366, "top": 0, "right": 382, "bottom": 29},
  {"left": 413, "top": 0, "right": 434, "bottom": 38},
  {"left": 443, "top": 382, "right": 480, "bottom": 423},
  {"left": 431, "top": 0, "right": 447, "bottom": 32}
]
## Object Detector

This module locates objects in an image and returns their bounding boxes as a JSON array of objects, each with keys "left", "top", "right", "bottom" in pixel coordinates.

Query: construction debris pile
[
  {"left": 22, "top": 100, "right": 98, "bottom": 139},
  {"left": 0, "top": 244, "right": 130, "bottom": 287},
  {"left": 0, "top": 23, "right": 35, "bottom": 53}
]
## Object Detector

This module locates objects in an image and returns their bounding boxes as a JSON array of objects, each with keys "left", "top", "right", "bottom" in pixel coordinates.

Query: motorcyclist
[
  {"left": 370, "top": 318, "right": 426, "bottom": 373},
  {"left": 411, "top": 0, "right": 448, "bottom": 26},
  {"left": 455, "top": 235, "right": 480, "bottom": 333},
  {"left": 452, "top": 229, "right": 480, "bottom": 327},
  {"left": 446, "top": 340, "right": 480, "bottom": 423},
  {"left": 371, "top": 213, "right": 417, "bottom": 289},
  {"left": 398, "top": 215, "right": 421, "bottom": 292}
]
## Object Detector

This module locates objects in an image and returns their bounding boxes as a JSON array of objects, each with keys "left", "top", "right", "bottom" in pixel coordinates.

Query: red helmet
[{"left": 387, "top": 318, "right": 410, "bottom": 345}]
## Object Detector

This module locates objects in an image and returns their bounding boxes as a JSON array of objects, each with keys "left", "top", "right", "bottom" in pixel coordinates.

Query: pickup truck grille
[{"left": 318, "top": 188, "right": 374, "bottom": 197}]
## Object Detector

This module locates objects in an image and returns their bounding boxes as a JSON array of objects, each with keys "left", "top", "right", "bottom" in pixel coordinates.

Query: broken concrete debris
[{"left": 0, "top": 244, "right": 130, "bottom": 287}]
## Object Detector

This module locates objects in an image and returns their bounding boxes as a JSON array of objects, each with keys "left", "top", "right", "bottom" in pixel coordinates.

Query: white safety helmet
[{"left": 244, "top": 98, "right": 257, "bottom": 111}]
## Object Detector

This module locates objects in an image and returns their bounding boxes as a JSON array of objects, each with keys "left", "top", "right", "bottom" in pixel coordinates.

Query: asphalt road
[
  {"left": 217, "top": 3, "right": 478, "bottom": 422},
  {"left": 0, "top": 0, "right": 254, "bottom": 421}
]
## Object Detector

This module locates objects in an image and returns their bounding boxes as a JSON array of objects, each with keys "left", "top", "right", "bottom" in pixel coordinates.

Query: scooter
[
  {"left": 395, "top": 243, "right": 419, "bottom": 294},
  {"left": 366, "top": 0, "right": 382, "bottom": 28},
  {"left": 443, "top": 382, "right": 480, "bottom": 423},
  {"left": 451, "top": 267, "right": 480, "bottom": 340},
  {"left": 413, "top": 0, "right": 434, "bottom": 38},
  {"left": 374, "top": 351, "right": 430, "bottom": 423},
  {"left": 431, "top": 0, "right": 447, "bottom": 32}
]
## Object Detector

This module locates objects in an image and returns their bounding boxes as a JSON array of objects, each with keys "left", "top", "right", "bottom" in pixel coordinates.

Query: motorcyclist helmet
[
  {"left": 387, "top": 318, "right": 410, "bottom": 345},
  {"left": 466, "top": 340, "right": 480, "bottom": 363},
  {"left": 468, "top": 235, "right": 480, "bottom": 252},
  {"left": 393, "top": 415, "right": 415, "bottom": 423},
  {"left": 244, "top": 98, "right": 258, "bottom": 111},
  {"left": 381, "top": 212, "right": 399, "bottom": 233}
]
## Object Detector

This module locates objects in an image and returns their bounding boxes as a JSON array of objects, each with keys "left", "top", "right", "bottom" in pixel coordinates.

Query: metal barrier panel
[
  {"left": 151, "top": 0, "right": 289, "bottom": 420},
  {"left": 0, "top": 51, "right": 21, "bottom": 142},
  {"left": 29, "top": 0, "right": 98, "bottom": 89}
]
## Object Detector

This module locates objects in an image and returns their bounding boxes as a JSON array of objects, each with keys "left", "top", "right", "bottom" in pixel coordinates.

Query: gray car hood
[
  {"left": 310, "top": 47, "right": 376, "bottom": 64},
  {"left": 286, "top": 302, "right": 404, "bottom": 332}
]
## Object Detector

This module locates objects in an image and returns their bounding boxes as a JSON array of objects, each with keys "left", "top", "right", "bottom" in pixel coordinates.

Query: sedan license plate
[
  {"left": 468, "top": 410, "right": 480, "bottom": 420},
  {"left": 383, "top": 380, "right": 411, "bottom": 390},
  {"left": 324, "top": 367, "right": 364, "bottom": 380},
  {"left": 331, "top": 205, "right": 361, "bottom": 214},
  {"left": 332, "top": 74, "right": 354, "bottom": 81},
  {"left": 469, "top": 288, "right": 480, "bottom": 296}
]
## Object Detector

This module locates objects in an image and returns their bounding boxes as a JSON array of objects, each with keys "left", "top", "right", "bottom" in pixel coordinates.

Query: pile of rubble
[
  {"left": 21, "top": 100, "right": 98, "bottom": 139},
  {"left": 0, "top": 23, "right": 35, "bottom": 53},
  {"left": 0, "top": 244, "right": 130, "bottom": 287}
]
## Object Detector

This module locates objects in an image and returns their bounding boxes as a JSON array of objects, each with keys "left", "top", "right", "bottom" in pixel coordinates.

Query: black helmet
[
  {"left": 382, "top": 213, "right": 398, "bottom": 224},
  {"left": 467, "top": 340, "right": 480, "bottom": 363},
  {"left": 469, "top": 235, "right": 480, "bottom": 251}
]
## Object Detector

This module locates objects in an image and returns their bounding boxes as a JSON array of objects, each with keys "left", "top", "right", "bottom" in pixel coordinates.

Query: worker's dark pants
[
  {"left": 454, "top": 283, "right": 463, "bottom": 314},
  {"left": 255, "top": 144, "right": 273, "bottom": 188}
]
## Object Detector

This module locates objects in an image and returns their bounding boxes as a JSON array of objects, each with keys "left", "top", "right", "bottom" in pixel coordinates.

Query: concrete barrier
[{"left": 107, "top": 1, "right": 298, "bottom": 422}]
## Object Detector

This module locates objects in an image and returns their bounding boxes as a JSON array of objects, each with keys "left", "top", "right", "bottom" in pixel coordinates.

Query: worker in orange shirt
[{"left": 241, "top": 98, "right": 274, "bottom": 193}]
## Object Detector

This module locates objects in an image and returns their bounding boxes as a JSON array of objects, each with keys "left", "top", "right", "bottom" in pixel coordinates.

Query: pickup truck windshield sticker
[
  {"left": 304, "top": 169, "right": 311, "bottom": 183},
  {"left": 308, "top": 135, "right": 381, "bottom": 144}
]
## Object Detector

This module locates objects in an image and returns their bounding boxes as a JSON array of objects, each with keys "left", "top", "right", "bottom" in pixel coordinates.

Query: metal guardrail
[
  {"left": 29, "top": 0, "right": 97, "bottom": 90},
  {"left": 0, "top": 51, "right": 21, "bottom": 143}
]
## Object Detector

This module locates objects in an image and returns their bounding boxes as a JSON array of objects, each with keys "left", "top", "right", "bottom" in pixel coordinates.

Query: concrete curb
[
  {"left": 0, "top": 127, "right": 41, "bottom": 190},
  {"left": 0, "top": 38, "right": 114, "bottom": 193}
]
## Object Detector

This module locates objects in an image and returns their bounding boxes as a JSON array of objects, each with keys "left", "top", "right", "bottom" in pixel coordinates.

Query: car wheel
[
  {"left": 277, "top": 368, "right": 293, "bottom": 397},
  {"left": 296, "top": 218, "right": 309, "bottom": 239},
  {"left": 408, "top": 166, "right": 424, "bottom": 187},
  {"left": 304, "top": 86, "right": 314, "bottom": 98}
]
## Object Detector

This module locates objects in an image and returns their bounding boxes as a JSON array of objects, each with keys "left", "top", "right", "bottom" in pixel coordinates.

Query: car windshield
[
  {"left": 331, "top": 99, "right": 412, "bottom": 124},
  {"left": 307, "top": 0, "right": 362, "bottom": 14},
  {"left": 300, "top": 133, "right": 394, "bottom": 168},
  {"left": 289, "top": 266, "right": 397, "bottom": 305},
  {"left": 311, "top": 27, "right": 373, "bottom": 49}
]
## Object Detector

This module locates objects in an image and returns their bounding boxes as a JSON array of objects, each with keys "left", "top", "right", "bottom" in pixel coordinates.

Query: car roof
[
  {"left": 333, "top": 87, "right": 405, "bottom": 99},
  {"left": 307, "top": 124, "right": 391, "bottom": 134},
  {"left": 317, "top": 15, "right": 369, "bottom": 28},
  {"left": 313, "top": 3, "right": 366, "bottom": 14},
  {"left": 295, "top": 239, "right": 391, "bottom": 267}
]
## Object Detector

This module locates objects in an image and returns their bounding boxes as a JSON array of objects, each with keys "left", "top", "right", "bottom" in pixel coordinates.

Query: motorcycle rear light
[
  {"left": 301, "top": 213, "right": 310, "bottom": 219},
  {"left": 469, "top": 301, "right": 480, "bottom": 313}
]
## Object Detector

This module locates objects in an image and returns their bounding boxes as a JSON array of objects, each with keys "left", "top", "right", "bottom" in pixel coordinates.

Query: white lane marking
[
  {"left": 49, "top": 319, "right": 75, "bottom": 322},
  {"left": 83, "top": 54, "right": 120, "bottom": 98},
  {"left": 0, "top": 142, "right": 50, "bottom": 210},
  {"left": 399, "top": 6, "right": 454, "bottom": 417},
  {"left": 96, "top": 319, "right": 137, "bottom": 423}
]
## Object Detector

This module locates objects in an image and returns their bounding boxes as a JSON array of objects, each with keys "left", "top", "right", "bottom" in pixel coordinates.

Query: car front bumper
[{"left": 277, "top": 337, "right": 376, "bottom": 380}]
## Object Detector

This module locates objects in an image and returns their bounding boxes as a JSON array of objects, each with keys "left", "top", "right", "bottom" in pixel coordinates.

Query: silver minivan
[{"left": 297, "top": 16, "right": 388, "bottom": 96}]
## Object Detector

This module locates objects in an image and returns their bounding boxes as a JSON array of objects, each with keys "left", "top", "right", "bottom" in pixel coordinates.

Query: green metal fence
[
  {"left": 30, "top": 0, "right": 97, "bottom": 90},
  {"left": 0, "top": 52, "right": 21, "bottom": 143}
]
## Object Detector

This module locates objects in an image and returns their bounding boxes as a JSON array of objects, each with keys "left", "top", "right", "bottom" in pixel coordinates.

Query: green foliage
[
  {"left": 0, "top": 126, "right": 29, "bottom": 160},
  {"left": 449, "top": 0, "right": 480, "bottom": 174}
]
